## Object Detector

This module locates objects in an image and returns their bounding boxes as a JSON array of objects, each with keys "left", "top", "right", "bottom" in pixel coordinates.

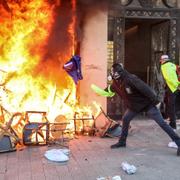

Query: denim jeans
[{"left": 120, "top": 106, "right": 180, "bottom": 146}]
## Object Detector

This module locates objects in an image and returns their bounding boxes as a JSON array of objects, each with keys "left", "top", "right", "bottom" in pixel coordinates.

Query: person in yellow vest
[{"left": 160, "top": 55, "right": 180, "bottom": 129}]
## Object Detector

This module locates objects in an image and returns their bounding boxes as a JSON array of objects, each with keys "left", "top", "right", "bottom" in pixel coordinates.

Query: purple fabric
[{"left": 63, "top": 55, "right": 83, "bottom": 85}]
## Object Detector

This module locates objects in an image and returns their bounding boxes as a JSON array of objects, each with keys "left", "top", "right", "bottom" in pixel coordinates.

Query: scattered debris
[
  {"left": 112, "top": 176, "right": 122, "bottom": 180},
  {"left": 44, "top": 148, "right": 70, "bottom": 162},
  {"left": 96, "top": 175, "right": 121, "bottom": 180},
  {"left": 121, "top": 162, "right": 137, "bottom": 175}
]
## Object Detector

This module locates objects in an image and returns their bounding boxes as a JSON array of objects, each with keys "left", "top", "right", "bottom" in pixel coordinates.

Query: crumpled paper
[
  {"left": 44, "top": 148, "right": 70, "bottom": 162},
  {"left": 121, "top": 162, "right": 137, "bottom": 175},
  {"left": 96, "top": 175, "right": 121, "bottom": 180}
]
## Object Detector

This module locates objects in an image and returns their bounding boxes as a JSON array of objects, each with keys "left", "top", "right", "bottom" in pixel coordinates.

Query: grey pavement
[{"left": 0, "top": 118, "right": 180, "bottom": 180}]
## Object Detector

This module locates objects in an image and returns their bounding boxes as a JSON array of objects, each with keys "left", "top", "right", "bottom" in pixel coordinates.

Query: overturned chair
[
  {"left": 95, "top": 107, "right": 122, "bottom": 138},
  {"left": 0, "top": 107, "right": 23, "bottom": 152},
  {"left": 22, "top": 111, "right": 71, "bottom": 147},
  {"left": 22, "top": 111, "right": 49, "bottom": 145}
]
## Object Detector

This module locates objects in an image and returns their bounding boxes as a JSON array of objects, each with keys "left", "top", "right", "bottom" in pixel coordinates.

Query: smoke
[
  {"left": 0, "top": 0, "right": 112, "bottom": 84},
  {"left": 43, "top": 0, "right": 112, "bottom": 63},
  {"left": 43, "top": 1, "right": 74, "bottom": 61},
  {"left": 0, "top": 0, "right": 114, "bottom": 91},
  {"left": 0, "top": 0, "right": 112, "bottom": 64}
]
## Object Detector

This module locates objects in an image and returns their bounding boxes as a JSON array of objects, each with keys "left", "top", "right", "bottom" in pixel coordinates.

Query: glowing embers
[
  {"left": 22, "top": 111, "right": 96, "bottom": 146},
  {"left": 73, "top": 112, "right": 95, "bottom": 136},
  {"left": 0, "top": 0, "right": 100, "bottom": 142}
]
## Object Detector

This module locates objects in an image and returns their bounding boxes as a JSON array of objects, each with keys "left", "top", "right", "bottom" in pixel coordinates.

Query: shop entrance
[{"left": 125, "top": 18, "right": 169, "bottom": 101}]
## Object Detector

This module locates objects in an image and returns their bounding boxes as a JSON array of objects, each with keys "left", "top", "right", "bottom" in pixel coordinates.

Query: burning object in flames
[{"left": 0, "top": 0, "right": 102, "bottom": 148}]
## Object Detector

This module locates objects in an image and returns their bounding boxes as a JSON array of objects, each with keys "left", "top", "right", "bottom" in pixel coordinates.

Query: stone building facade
[{"left": 80, "top": 0, "right": 180, "bottom": 118}]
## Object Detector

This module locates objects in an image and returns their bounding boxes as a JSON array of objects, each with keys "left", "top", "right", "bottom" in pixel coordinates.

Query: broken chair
[
  {"left": 22, "top": 111, "right": 49, "bottom": 145},
  {"left": 73, "top": 112, "right": 95, "bottom": 135},
  {"left": 0, "top": 107, "right": 23, "bottom": 152},
  {"left": 95, "top": 107, "right": 122, "bottom": 138}
]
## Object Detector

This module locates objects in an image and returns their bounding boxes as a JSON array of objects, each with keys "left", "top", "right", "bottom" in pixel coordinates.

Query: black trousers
[
  {"left": 165, "top": 87, "right": 177, "bottom": 128},
  {"left": 120, "top": 106, "right": 180, "bottom": 147}
]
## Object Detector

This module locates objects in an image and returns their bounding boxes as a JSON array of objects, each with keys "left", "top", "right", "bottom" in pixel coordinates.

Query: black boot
[
  {"left": 177, "top": 147, "right": 180, "bottom": 156},
  {"left": 169, "top": 121, "right": 176, "bottom": 129},
  {"left": 111, "top": 140, "right": 126, "bottom": 149}
]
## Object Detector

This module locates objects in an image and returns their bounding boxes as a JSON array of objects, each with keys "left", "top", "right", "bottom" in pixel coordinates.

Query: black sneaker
[
  {"left": 110, "top": 141, "right": 126, "bottom": 149},
  {"left": 177, "top": 147, "right": 180, "bottom": 156}
]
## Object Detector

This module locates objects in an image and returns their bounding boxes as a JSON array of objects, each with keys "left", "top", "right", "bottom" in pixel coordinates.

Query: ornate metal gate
[{"left": 150, "top": 21, "right": 169, "bottom": 101}]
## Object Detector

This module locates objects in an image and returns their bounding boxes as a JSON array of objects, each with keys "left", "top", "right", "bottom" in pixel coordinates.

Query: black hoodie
[{"left": 110, "top": 70, "right": 159, "bottom": 112}]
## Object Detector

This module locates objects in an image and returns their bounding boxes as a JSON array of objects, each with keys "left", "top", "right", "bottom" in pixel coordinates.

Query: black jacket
[{"left": 110, "top": 71, "right": 159, "bottom": 112}]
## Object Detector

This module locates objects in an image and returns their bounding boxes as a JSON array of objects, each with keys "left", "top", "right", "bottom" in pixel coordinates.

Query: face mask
[
  {"left": 107, "top": 74, "right": 112, "bottom": 81},
  {"left": 110, "top": 68, "right": 121, "bottom": 80}
]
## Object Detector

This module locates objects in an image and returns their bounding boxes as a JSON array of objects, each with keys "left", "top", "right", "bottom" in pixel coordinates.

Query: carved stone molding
[
  {"left": 138, "top": 0, "right": 153, "bottom": 8},
  {"left": 162, "top": 0, "right": 177, "bottom": 8},
  {"left": 119, "top": 0, "right": 133, "bottom": 6},
  {"left": 125, "top": 9, "right": 170, "bottom": 18},
  {"left": 169, "top": 19, "right": 177, "bottom": 59},
  {"left": 124, "top": 8, "right": 177, "bottom": 60},
  {"left": 118, "top": 0, "right": 177, "bottom": 8},
  {"left": 113, "top": 17, "right": 125, "bottom": 64}
]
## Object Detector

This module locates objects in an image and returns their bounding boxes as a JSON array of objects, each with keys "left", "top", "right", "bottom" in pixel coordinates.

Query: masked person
[
  {"left": 160, "top": 55, "right": 180, "bottom": 130},
  {"left": 91, "top": 63, "right": 180, "bottom": 156}
]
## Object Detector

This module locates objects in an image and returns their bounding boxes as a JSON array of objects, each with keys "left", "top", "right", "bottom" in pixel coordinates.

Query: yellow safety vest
[{"left": 161, "top": 62, "right": 180, "bottom": 93}]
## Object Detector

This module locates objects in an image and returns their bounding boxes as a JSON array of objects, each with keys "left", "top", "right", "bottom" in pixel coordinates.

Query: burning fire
[{"left": 0, "top": 0, "right": 101, "bottom": 135}]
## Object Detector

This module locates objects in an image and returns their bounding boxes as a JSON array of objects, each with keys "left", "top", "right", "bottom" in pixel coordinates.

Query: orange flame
[
  {"left": 0, "top": 0, "right": 101, "bottom": 132},
  {"left": 69, "top": 0, "right": 76, "bottom": 55}
]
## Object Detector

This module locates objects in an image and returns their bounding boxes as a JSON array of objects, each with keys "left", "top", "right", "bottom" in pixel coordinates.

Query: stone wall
[{"left": 79, "top": 7, "right": 108, "bottom": 112}]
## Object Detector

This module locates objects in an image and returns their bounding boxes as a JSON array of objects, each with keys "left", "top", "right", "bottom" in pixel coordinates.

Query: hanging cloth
[{"left": 63, "top": 55, "right": 83, "bottom": 85}]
